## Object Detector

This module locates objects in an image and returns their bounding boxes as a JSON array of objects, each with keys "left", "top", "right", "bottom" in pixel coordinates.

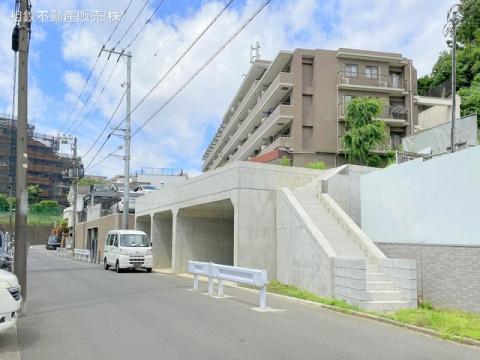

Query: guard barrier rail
[
  {"left": 73, "top": 249, "right": 91, "bottom": 262},
  {"left": 188, "top": 260, "right": 268, "bottom": 309}
]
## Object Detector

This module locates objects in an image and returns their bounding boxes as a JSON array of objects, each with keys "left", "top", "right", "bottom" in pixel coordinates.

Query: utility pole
[
  {"left": 12, "top": 0, "right": 32, "bottom": 303},
  {"left": 101, "top": 48, "right": 132, "bottom": 229},
  {"left": 444, "top": 4, "right": 462, "bottom": 153},
  {"left": 71, "top": 137, "right": 78, "bottom": 254}
]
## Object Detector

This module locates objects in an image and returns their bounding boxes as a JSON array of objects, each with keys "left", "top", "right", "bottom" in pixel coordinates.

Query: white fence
[
  {"left": 188, "top": 261, "right": 268, "bottom": 309},
  {"left": 56, "top": 247, "right": 67, "bottom": 257},
  {"left": 73, "top": 249, "right": 91, "bottom": 262}
]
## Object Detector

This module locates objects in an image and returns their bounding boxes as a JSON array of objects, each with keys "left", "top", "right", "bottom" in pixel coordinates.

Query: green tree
[
  {"left": 342, "top": 97, "right": 387, "bottom": 166},
  {"left": 77, "top": 177, "right": 106, "bottom": 187},
  {"left": 418, "top": 0, "right": 480, "bottom": 121},
  {"left": 279, "top": 156, "right": 291, "bottom": 166},
  {"left": 27, "top": 185, "right": 42, "bottom": 204},
  {"left": 31, "top": 200, "right": 61, "bottom": 214}
]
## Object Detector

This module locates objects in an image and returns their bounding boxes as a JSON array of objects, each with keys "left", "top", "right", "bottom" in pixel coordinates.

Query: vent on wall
[{"left": 280, "top": 86, "right": 290, "bottom": 91}]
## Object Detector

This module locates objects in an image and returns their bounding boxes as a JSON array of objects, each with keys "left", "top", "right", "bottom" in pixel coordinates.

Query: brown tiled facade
[{"left": 203, "top": 47, "right": 418, "bottom": 171}]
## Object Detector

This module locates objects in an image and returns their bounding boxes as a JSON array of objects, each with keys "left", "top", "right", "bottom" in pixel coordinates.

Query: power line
[
  {"left": 132, "top": 0, "right": 272, "bottom": 137},
  {"left": 114, "top": 0, "right": 151, "bottom": 49},
  {"left": 105, "top": 0, "right": 134, "bottom": 45},
  {"left": 58, "top": 0, "right": 134, "bottom": 133},
  {"left": 82, "top": 89, "right": 127, "bottom": 158},
  {"left": 125, "top": 0, "right": 168, "bottom": 49},
  {"left": 70, "top": 58, "right": 122, "bottom": 135},
  {"left": 117, "top": 0, "right": 235, "bottom": 131},
  {"left": 86, "top": 145, "right": 123, "bottom": 171},
  {"left": 59, "top": 54, "right": 101, "bottom": 133},
  {"left": 65, "top": 58, "right": 111, "bottom": 134},
  {"left": 85, "top": 0, "right": 269, "bottom": 171}
]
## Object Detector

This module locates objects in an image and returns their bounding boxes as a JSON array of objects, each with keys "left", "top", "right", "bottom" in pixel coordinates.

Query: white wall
[{"left": 361, "top": 146, "right": 480, "bottom": 245}]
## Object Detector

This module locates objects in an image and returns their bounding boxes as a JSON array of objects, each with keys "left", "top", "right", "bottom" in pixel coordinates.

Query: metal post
[
  {"left": 218, "top": 279, "right": 224, "bottom": 297},
  {"left": 450, "top": 23, "right": 457, "bottom": 153},
  {"left": 193, "top": 274, "right": 199, "bottom": 290},
  {"left": 14, "top": 0, "right": 31, "bottom": 303},
  {"left": 259, "top": 285, "right": 267, "bottom": 309},
  {"left": 208, "top": 262, "right": 214, "bottom": 296},
  {"left": 123, "top": 52, "right": 132, "bottom": 230},
  {"left": 71, "top": 137, "right": 78, "bottom": 255}
]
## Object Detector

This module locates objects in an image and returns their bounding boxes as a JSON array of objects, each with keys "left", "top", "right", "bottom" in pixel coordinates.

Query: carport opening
[
  {"left": 176, "top": 199, "right": 234, "bottom": 272},
  {"left": 152, "top": 211, "right": 173, "bottom": 270}
]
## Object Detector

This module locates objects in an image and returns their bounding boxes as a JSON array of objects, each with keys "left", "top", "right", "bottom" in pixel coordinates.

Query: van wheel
[
  {"left": 146, "top": 268, "right": 152, "bottom": 273},
  {"left": 116, "top": 261, "right": 121, "bottom": 273},
  {"left": 104, "top": 258, "right": 110, "bottom": 270}
]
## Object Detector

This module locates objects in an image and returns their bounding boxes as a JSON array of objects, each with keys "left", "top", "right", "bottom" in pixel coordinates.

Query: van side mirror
[{"left": 150, "top": 242, "right": 153, "bottom": 247}]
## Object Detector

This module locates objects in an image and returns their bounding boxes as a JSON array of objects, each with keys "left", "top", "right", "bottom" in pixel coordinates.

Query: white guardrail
[
  {"left": 188, "top": 261, "right": 268, "bottom": 309},
  {"left": 56, "top": 248, "right": 68, "bottom": 257},
  {"left": 73, "top": 249, "right": 91, "bottom": 262}
]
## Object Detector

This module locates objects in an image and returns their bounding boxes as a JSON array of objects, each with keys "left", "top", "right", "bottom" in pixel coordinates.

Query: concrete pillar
[{"left": 151, "top": 211, "right": 173, "bottom": 269}]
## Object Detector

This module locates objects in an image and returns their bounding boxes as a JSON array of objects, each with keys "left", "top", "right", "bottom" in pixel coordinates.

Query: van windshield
[{"left": 120, "top": 234, "right": 149, "bottom": 247}]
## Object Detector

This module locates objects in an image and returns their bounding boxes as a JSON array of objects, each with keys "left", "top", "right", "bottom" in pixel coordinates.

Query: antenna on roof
[{"left": 250, "top": 41, "right": 261, "bottom": 65}]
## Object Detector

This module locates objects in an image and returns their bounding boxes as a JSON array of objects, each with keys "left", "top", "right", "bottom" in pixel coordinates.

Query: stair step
[
  {"left": 366, "top": 272, "right": 388, "bottom": 282},
  {"left": 365, "top": 301, "right": 412, "bottom": 312},
  {"left": 366, "top": 264, "right": 379, "bottom": 272},
  {"left": 367, "top": 290, "right": 402, "bottom": 301},
  {"left": 367, "top": 281, "right": 395, "bottom": 291}
]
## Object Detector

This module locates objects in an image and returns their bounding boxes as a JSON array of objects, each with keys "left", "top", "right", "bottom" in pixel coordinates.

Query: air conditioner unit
[
  {"left": 341, "top": 77, "right": 350, "bottom": 85},
  {"left": 379, "top": 81, "right": 388, "bottom": 87}
]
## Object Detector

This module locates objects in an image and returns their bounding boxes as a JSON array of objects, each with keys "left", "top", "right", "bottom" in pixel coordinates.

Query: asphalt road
[{"left": 16, "top": 246, "right": 480, "bottom": 360}]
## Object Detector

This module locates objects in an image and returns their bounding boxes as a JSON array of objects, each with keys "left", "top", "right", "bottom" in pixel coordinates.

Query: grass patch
[
  {"left": 386, "top": 305, "right": 480, "bottom": 341},
  {"left": 267, "top": 280, "right": 359, "bottom": 312},
  {"left": 0, "top": 212, "right": 62, "bottom": 226},
  {"left": 267, "top": 281, "right": 480, "bottom": 342}
]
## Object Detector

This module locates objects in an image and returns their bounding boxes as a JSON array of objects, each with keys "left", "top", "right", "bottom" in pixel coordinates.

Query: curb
[
  {"left": 260, "top": 290, "right": 480, "bottom": 348},
  {"left": 172, "top": 272, "right": 480, "bottom": 348}
]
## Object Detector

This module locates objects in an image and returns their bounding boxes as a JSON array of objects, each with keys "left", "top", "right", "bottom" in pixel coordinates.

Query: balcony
[
  {"left": 204, "top": 71, "right": 293, "bottom": 169},
  {"left": 338, "top": 103, "right": 409, "bottom": 127},
  {"left": 211, "top": 73, "right": 293, "bottom": 168},
  {"left": 229, "top": 105, "right": 293, "bottom": 163},
  {"left": 337, "top": 71, "right": 407, "bottom": 94},
  {"left": 260, "top": 135, "right": 293, "bottom": 155}
]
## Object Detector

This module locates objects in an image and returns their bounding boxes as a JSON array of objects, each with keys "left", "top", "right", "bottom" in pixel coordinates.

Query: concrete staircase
[{"left": 292, "top": 180, "right": 410, "bottom": 311}]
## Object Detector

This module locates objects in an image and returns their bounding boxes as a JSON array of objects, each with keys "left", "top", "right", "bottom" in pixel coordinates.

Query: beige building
[{"left": 202, "top": 47, "right": 418, "bottom": 170}]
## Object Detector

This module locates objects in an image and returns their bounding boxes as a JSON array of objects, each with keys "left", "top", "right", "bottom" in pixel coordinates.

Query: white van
[
  {"left": 0, "top": 269, "right": 21, "bottom": 332},
  {"left": 103, "top": 230, "right": 153, "bottom": 273}
]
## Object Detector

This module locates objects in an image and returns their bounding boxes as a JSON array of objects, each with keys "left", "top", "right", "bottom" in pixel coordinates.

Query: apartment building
[
  {"left": 0, "top": 115, "right": 75, "bottom": 204},
  {"left": 202, "top": 48, "right": 417, "bottom": 170}
]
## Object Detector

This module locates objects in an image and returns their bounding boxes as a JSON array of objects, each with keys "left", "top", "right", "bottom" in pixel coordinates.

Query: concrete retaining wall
[
  {"left": 361, "top": 146, "right": 480, "bottom": 245},
  {"left": 378, "top": 242, "right": 480, "bottom": 313},
  {"left": 276, "top": 189, "right": 335, "bottom": 297}
]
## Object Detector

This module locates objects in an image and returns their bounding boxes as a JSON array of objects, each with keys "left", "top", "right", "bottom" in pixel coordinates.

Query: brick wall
[{"left": 377, "top": 242, "right": 480, "bottom": 313}]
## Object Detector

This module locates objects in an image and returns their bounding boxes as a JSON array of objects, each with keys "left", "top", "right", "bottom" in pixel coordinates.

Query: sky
[{"left": 0, "top": 0, "right": 455, "bottom": 177}]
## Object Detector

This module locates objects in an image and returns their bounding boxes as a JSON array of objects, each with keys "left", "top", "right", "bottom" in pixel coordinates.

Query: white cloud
[{"left": 1, "top": 0, "right": 455, "bottom": 177}]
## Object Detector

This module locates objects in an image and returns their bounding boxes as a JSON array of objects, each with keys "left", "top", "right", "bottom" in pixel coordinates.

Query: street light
[{"left": 443, "top": 3, "right": 463, "bottom": 153}]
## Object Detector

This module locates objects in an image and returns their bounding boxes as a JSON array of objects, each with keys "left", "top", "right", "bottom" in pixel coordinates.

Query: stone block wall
[{"left": 377, "top": 242, "right": 480, "bottom": 313}]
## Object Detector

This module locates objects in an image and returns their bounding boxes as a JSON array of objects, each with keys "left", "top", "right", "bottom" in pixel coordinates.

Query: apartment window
[
  {"left": 365, "top": 66, "right": 378, "bottom": 79},
  {"left": 344, "top": 64, "right": 358, "bottom": 77},
  {"left": 343, "top": 95, "right": 355, "bottom": 104}
]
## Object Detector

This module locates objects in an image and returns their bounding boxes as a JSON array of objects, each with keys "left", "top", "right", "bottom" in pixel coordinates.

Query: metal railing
[
  {"left": 337, "top": 71, "right": 406, "bottom": 89},
  {"left": 188, "top": 260, "right": 268, "bottom": 309},
  {"left": 338, "top": 103, "right": 408, "bottom": 121},
  {"left": 73, "top": 249, "right": 91, "bottom": 262}
]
